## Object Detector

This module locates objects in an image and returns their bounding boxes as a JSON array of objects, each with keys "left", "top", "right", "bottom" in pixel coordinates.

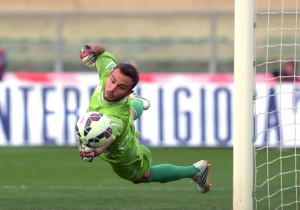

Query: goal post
[
  {"left": 235, "top": 0, "right": 300, "bottom": 209},
  {"left": 233, "top": 0, "right": 254, "bottom": 209}
]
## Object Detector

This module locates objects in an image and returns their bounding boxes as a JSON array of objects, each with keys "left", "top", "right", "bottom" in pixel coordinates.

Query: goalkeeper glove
[
  {"left": 78, "top": 143, "right": 96, "bottom": 162},
  {"left": 80, "top": 148, "right": 98, "bottom": 163},
  {"left": 79, "top": 45, "right": 98, "bottom": 68}
]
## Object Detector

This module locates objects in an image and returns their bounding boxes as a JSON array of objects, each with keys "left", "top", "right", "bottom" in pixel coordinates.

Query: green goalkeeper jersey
[{"left": 87, "top": 52, "right": 139, "bottom": 164}]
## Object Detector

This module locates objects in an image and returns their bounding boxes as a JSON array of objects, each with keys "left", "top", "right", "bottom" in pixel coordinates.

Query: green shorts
[{"left": 109, "top": 145, "right": 152, "bottom": 182}]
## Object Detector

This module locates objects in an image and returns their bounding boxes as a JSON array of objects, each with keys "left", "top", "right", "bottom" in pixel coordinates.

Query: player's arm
[
  {"left": 87, "top": 43, "right": 106, "bottom": 55},
  {"left": 79, "top": 136, "right": 115, "bottom": 159}
]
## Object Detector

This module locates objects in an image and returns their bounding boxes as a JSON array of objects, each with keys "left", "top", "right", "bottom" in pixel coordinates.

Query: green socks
[
  {"left": 130, "top": 98, "right": 144, "bottom": 119},
  {"left": 148, "top": 164, "right": 199, "bottom": 183}
]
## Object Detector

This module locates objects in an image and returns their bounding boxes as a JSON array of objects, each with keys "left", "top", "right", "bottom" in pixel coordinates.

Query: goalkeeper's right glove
[{"left": 79, "top": 45, "right": 98, "bottom": 68}]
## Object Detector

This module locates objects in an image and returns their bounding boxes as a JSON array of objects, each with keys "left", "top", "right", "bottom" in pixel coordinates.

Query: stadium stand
[{"left": 0, "top": 0, "right": 296, "bottom": 72}]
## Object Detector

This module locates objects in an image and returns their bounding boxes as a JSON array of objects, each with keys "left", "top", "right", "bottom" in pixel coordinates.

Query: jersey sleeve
[
  {"left": 95, "top": 52, "right": 118, "bottom": 81},
  {"left": 108, "top": 115, "right": 124, "bottom": 140}
]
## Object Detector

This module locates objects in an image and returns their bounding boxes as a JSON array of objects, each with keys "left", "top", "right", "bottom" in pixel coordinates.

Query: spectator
[
  {"left": 0, "top": 45, "right": 7, "bottom": 81},
  {"left": 272, "top": 61, "right": 298, "bottom": 82}
]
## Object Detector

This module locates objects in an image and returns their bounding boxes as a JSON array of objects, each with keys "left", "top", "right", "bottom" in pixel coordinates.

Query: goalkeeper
[{"left": 78, "top": 43, "right": 211, "bottom": 193}]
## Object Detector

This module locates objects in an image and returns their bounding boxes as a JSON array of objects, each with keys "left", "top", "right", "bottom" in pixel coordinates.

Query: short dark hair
[{"left": 114, "top": 63, "right": 139, "bottom": 89}]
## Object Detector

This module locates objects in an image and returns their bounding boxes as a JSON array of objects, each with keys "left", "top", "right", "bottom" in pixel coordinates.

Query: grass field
[{"left": 0, "top": 147, "right": 233, "bottom": 210}]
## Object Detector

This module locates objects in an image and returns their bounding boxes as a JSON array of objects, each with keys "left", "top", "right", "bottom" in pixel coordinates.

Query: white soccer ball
[{"left": 76, "top": 112, "right": 112, "bottom": 148}]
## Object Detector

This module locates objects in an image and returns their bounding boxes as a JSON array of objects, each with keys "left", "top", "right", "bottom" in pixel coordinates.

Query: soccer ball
[{"left": 76, "top": 112, "right": 112, "bottom": 148}]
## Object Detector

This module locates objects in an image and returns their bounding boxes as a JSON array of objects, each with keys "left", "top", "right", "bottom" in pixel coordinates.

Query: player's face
[{"left": 104, "top": 68, "right": 134, "bottom": 102}]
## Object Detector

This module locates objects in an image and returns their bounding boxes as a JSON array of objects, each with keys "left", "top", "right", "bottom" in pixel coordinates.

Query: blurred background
[
  {"left": 0, "top": 0, "right": 298, "bottom": 147},
  {"left": 0, "top": 0, "right": 297, "bottom": 73},
  {"left": 0, "top": 0, "right": 235, "bottom": 73}
]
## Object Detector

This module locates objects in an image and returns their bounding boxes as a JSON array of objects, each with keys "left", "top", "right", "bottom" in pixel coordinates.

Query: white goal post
[
  {"left": 233, "top": 0, "right": 254, "bottom": 209},
  {"left": 234, "top": 0, "right": 300, "bottom": 209}
]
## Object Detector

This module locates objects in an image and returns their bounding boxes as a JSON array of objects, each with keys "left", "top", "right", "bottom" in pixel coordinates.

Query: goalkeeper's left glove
[
  {"left": 78, "top": 143, "right": 96, "bottom": 162},
  {"left": 80, "top": 148, "right": 98, "bottom": 162},
  {"left": 79, "top": 45, "right": 98, "bottom": 68}
]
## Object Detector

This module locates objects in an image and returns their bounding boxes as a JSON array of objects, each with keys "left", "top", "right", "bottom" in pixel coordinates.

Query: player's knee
[
  {"left": 132, "top": 175, "right": 149, "bottom": 184},
  {"left": 132, "top": 169, "right": 151, "bottom": 184}
]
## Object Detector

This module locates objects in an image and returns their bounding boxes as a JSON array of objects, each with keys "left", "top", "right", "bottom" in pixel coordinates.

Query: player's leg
[
  {"left": 129, "top": 145, "right": 211, "bottom": 193},
  {"left": 129, "top": 93, "right": 150, "bottom": 120},
  {"left": 145, "top": 161, "right": 211, "bottom": 193},
  {"left": 109, "top": 145, "right": 152, "bottom": 182},
  {"left": 130, "top": 93, "right": 150, "bottom": 110}
]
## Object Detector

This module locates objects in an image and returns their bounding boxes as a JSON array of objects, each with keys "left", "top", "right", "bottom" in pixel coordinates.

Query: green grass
[{"left": 0, "top": 147, "right": 233, "bottom": 210}]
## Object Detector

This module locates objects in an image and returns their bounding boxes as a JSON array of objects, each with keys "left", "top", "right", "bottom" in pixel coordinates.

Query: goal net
[{"left": 254, "top": 0, "right": 300, "bottom": 209}]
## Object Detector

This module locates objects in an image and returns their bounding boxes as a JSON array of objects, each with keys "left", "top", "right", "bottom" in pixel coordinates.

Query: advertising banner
[{"left": 0, "top": 72, "right": 299, "bottom": 147}]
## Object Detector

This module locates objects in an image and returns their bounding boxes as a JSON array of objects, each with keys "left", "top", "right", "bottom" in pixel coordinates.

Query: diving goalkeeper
[{"left": 78, "top": 43, "right": 211, "bottom": 193}]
